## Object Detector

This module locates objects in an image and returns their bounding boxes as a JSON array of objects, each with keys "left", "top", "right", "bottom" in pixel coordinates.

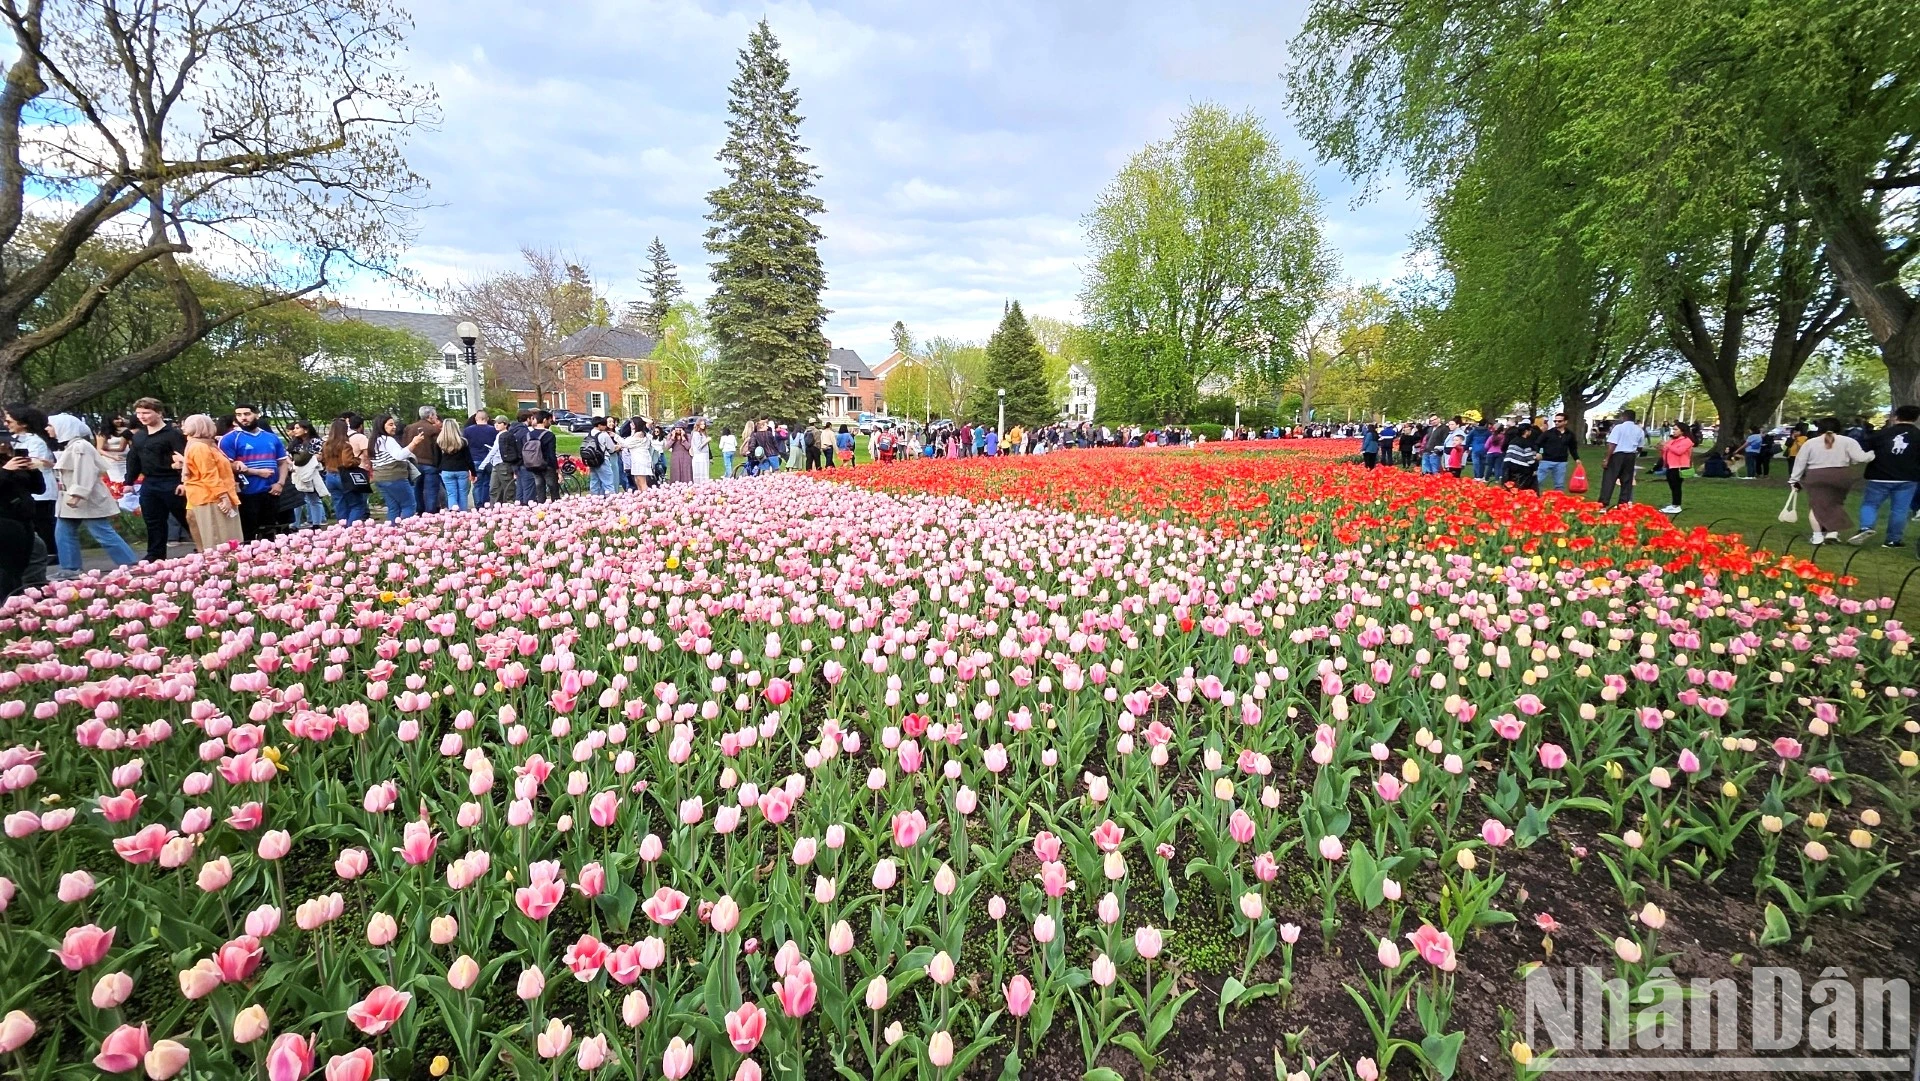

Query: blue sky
[{"left": 341, "top": 0, "right": 1425, "bottom": 364}]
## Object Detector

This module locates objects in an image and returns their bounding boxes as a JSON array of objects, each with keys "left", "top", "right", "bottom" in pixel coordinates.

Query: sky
[{"left": 338, "top": 0, "right": 1427, "bottom": 366}]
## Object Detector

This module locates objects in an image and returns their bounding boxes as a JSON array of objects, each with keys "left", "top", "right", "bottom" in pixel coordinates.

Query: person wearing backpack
[
  {"left": 516, "top": 412, "right": 558, "bottom": 502},
  {"left": 582, "top": 417, "right": 621, "bottom": 495},
  {"left": 496, "top": 410, "right": 529, "bottom": 503}
]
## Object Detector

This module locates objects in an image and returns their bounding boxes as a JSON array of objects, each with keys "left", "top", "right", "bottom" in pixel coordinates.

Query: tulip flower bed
[{"left": 0, "top": 463, "right": 1916, "bottom": 1081}]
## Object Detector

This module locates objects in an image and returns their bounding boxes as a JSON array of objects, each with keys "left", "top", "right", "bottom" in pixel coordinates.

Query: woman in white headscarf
[{"left": 51, "top": 414, "right": 140, "bottom": 575}]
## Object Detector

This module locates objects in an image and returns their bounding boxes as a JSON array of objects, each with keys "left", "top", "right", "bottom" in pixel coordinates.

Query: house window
[
  {"left": 588, "top": 392, "right": 609, "bottom": 415},
  {"left": 825, "top": 367, "right": 841, "bottom": 388},
  {"left": 848, "top": 397, "right": 861, "bottom": 411},
  {"left": 585, "top": 361, "right": 605, "bottom": 380},
  {"left": 845, "top": 374, "right": 858, "bottom": 388},
  {"left": 623, "top": 364, "right": 639, "bottom": 382},
  {"left": 442, "top": 349, "right": 459, "bottom": 371}
]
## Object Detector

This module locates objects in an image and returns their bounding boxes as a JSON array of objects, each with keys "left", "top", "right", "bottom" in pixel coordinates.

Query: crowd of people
[{"left": 1357, "top": 406, "right": 1920, "bottom": 546}]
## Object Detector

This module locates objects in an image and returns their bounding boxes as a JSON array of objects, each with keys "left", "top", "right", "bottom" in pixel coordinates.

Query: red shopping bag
[{"left": 1568, "top": 462, "right": 1589, "bottom": 493}]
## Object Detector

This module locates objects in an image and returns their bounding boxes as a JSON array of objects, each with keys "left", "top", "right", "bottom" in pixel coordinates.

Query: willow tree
[
  {"left": 1081, "top": 103, "right": 1334, "bottom": 422},
  {"left": 0, "top": 0, "right": 433, "bottom": 410}
]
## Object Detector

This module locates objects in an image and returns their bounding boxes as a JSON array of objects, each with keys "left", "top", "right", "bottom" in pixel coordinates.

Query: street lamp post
[
  {"left": 456, "top": 321, "right": 481, "bottom": 420},
  {"left": 997, "top": 388, "right": 1005, "bottom": 450}
]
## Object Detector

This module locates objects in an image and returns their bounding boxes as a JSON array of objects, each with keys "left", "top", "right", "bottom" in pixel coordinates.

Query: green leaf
[
  {"left": 1420, "top": 1031, "right": 1466, "bottom": 1080},
  {"left": 1113, "top": 1032, "right": 1160, "bottom": 1071},
  {"left": 1084, "top": 1069, "right": 1128, "bottom": 1081},
  {"left": 1757, "top": 902, "right": 1793, "bottom": 946},
  {"left": 1217, "top": 976, "right": 1246, "bottom": 1029}
]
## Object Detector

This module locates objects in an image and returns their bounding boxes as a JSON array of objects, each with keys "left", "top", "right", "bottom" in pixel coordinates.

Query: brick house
[{"left": 502, "top": 326, "right": 658, "bottom": 417}]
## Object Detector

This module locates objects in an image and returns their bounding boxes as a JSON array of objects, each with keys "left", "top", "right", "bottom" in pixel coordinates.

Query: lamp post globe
[{"left": 455, "top": 321, "right": 481, "bottom": 420}]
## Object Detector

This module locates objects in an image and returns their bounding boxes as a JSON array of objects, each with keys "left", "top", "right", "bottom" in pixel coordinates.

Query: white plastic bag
[{"left": 118, "top": 482, "right": 142, "bottom": 514}]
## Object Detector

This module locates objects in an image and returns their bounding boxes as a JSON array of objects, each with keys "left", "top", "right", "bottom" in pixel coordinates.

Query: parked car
[
  {"left": 856, "top": 411, "right": 877, "bottom": 433},
  {"left": 552, "top": 411, "right": 593, "bottom": 433}
]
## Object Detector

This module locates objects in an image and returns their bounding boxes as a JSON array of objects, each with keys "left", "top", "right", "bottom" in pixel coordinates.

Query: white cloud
[{"left": 325, "top": 0, "right": 1422, "bottom": 362}]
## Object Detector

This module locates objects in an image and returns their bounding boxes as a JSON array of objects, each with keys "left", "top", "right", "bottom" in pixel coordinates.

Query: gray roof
[
  {"left": 323, "top": 306, "right": 463, "bottom": 349},
  {"left": 552, "top": 325, "right": 656, "bottom": 359},
  {"left": 829, "top": 347, "right": 872, "bottom": 378}
]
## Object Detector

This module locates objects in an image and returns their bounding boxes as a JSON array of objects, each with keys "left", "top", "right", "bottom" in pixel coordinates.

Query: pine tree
[
  {"left": 967, "top": 301, "right": 1056, "bottom": 429},
  {"left": 704, "top": 20, "right": 830, "bottom": 429},
  {"left": 625, "top": 237, "right": 683, "bottom": 335}
]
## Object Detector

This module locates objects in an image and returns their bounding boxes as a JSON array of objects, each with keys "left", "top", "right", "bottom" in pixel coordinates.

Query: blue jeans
[
  {"left": 516, "top": 466, "right": 542, "bottom": 503},
  {"left": 325, "top": 472, "right": 369, "bottom": 523},
  {"left": 441, "top": 469, "right": 471, "bottom": 510},
  {"left": 1471, "top": 450, "right": 1488, "bottom": 478},
  {"left": 1421, "top": 451, "right": 1441, "bottom": 474},
  {"left": 471, "top": 467, "right": 490, "bottom": 507},
  {"left": 1537, "top": 460, "right": 1569, "bottom": 492},
  {"left": 1859, "top": 480, "right": 1916, "bottom": 544},
  {"left": 415, "top": 466, "right": 443, "bottom": 513},
  {"left": 293, "top": 490, "right": 328, "bottom": 527},
  {"left": 377, "top": 478, "right": 417, "bottom": 520},
  {"left": 723, "top": 451, "right": 735, "bottom": 478},
  {"left": 55, "top": 517, "right": 139, "bottom": 571},
  {"left": 589, "top": 459, "right": 620, "bottom": 495}
]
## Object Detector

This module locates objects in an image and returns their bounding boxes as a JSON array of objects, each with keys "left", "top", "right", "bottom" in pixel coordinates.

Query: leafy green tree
[
  {"left": 650, "top": 302, "right": 716, "bottom": 419},
  {"left": 1082, "top": 103, "right": 1334, "bottom": 422},
  {"left": 625, "top": 237, "right": 684, "bottom": 335},
  {"left": 0, "top": 0, "right": 432, "bottom": 411},
  {"left": 966, "top": 302, "right": 1054, "bottom": 429},
  {"left": 705, "top": 19, "right": 830, "bottom": 429}
]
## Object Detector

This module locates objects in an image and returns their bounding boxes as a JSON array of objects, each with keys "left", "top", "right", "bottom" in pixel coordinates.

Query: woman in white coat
[
  {"left": 621, "top": 417, "right": 655, "bottom": 489},
  {"left": 690, "top": 419, "right": 712, "bottom": 482}
]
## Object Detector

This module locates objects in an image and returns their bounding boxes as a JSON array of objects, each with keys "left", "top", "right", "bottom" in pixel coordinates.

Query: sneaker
[
  {"left": 1659, "top": 505, "right": 1682, "bottom": 514},
  {"left": 1810, "top": 532, "right": 1826, "bottom": 545},
  {"left": 1849, "top": 530, "right": 1875, "bottom": 545},
  {"left": 1884, "top": 541, "right": 1905, "bottom": 549}
]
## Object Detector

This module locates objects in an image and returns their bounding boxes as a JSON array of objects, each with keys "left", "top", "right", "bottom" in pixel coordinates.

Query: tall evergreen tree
[
  {"left": 625, "top": 237, "right": 683, "bottom": 335},
  {"left": 967, "top": 301, "right": 1055, "bottom": 428},
  {"left": 704, "top": 19, "right": 830, "bottom": 428}
]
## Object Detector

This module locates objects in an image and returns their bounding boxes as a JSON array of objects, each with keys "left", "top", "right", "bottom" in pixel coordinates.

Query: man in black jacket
[
  {"left": 497, "top": 411, "right": 529, "bottom": 503},
  {"left": 128, "top": 397, "right": 189, "bottom": 562},
  {"left": 1852, "top": 405, "right": 1920, "bottom": 547},
  {"left": 1536, "top": 414, "right": 1581, "bottom": 492}
]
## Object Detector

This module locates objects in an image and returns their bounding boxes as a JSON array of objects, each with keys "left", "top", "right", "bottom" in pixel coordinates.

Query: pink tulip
[
  {"left": 178, "top": 959, "right": 222, "bottom": 1000},
  {"left": 256, "top": 830, "right": 292, "bottom": 860},
  {"left": 215, "top": 935, "right": 264, "bottom": 983},
  {"left": 1134, "top": 925, "right": 1163, "bottom": 960},
  {"left": 564, "top": 934, "right": 609, "bottom": 980},
  {"left": 515, "top": 876, "right": 565, "bottom": 921},
  {"left": 622, "top": 990, "right": 651, "bottom": 1028},
  {"left": 0, "top": 1011, "right": 32, "bottom": 1054},
  {"left": 1004, "top": 974, "right": 1035, "bottom": 1017},
  {"left": 1480, "top": 819, "right": 1513, "bottom": 848},
  {"left": 576, "top": 1033, "right": 609, "bottom": 1071},
  {"left": 93, "top": 1023, "right": 150, "bottom": 1073},
  {"left": 1228, "top": 808, "right": 1255, "bottom": 844},
  {"left": 710, "top": 895, "right": 741, "bottom": 934},
  {"left": 642, "top": 886, "right": 688, "bottom": 925},
  {"left": 246, "top": 905, "right": 282, "bottom": 937},
  {"left": 52, "top": 923, "right": 115, "bottom": 970},
  {"left": 57, "top": 869, "right": 96, "bottom": 903},
  {"left": 397, "top": 819, "right": 437, "bottom": 865},
  {"left": 1376, "top": 938, "right": 1402, "bottom": 969},
  {"left": 265, "top": 1034, "right": 313, "bottom": 1081},
  {"left": 1538, "top": 743, "right": 1568, "bottom": 770},
  {"left": 890, "top": 808, "right": 926, "bottom": 848},
  {"left": 1039, "top": 860, "right": 1070, "bottom": 897},
  {"left": 97, "top": 789, "right": 142, "bottom": 823},
  {"left": 1318, "top": 835, "right": 1344, "bottom": 861},
  {"left": 113, "top": 823, "right": 171, "bottom": 864},
  {"left": 92, "top": 971, "right": 134, "bottom": 1009},
  {"left": 334, "top": 848, "right": 369, "bottom": 880},
  {"left": 447, "top": 955, "right": 480, "bottom": 990},
  {"left": 775, "top": 964, "right": 816, "bottom": 1017},
  {"left": 141, "top": 1038, "right": 190, "bottom": 1080},
  {"left": 588, "top": 790, "right": 619, "bottom": 828},
  {"left": 517, "top": 966, "right": 546, "bottom": 1001},
  {"left": 324, "top": 1048, "right": 374, "bottom": 1081},
  {"left": 1408, "top": 923, "right": 1458, "bottom": 971},
  {"left": 345, "top": 985, "right": 409, "bottom": 1035},
  {"left": 725, "top": 1000, "right": 766, "bottom": 1053},
  {"left": 661, "top": 1037, "right": 694, "bottom": 1080}
]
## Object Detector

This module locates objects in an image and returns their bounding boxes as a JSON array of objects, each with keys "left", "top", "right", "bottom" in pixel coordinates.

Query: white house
[
  {"left": 319, "top": 307, "right": 476, "bottom": 413},
  {"left": 1064, "top": 361, "right": 1097, "bottom": 421}
]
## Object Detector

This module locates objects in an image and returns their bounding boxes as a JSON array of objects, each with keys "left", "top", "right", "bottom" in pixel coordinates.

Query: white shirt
[
  {"left": 1606, "top": 421, "right": 1646, "bottom": 455},
  {"left": 719, "top": 434, "right": 738, "bottom": 454}
]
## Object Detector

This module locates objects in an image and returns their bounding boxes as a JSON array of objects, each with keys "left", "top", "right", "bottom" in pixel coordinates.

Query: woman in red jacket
[{"left": 1658, "top": 422, "right": 1695, "bottom": 514}]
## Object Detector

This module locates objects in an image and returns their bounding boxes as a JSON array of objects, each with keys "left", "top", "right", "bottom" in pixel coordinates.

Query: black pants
[
  {"left": 1667, "top": 471, "right": 1684, "bottom": 506},
  {"left": 1363, "top": 451, "right": 1377, "bottom": 469},
  {"left": 238, "top": 491, "right": 277, "bottom": 542},
  {"left": 138, "top": 482, "right": 188, "bottom": 562},
  {"left": 1598, "top": 451, "right": 1637, "bottom": 507},
  {"left": 26, "top": 500, "right": 54, "bottom": 567}
]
